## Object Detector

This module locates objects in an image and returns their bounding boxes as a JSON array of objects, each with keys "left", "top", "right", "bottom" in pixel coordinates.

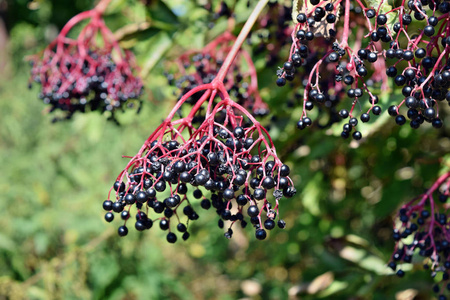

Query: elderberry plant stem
[
  {"left": 215, "top": 0, "right": 269, "bottom": 83},
  {"left": 340, "top": 0, "right": 351, "bottom": 48},
  {"left": 95, "top": 0, "right": 113, "bottom": 15}
]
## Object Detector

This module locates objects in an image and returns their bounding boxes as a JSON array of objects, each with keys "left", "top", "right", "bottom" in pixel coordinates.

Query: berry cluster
[
  {"left": 389, "top": 171, "right": 450, "bottom": 297},
  {"left": 165, "top": 32, "right": 268, "bottom": 116},
  {"left": 249, "top": 1, "right": 293, "bottom": 66},
  {"left": 104, "top": 82, "right": 295, "bottom": 241},
  {"left": 276, "top": 0, "right": 449, "bottom": 139},
  {"left": 28, "top": 0, "right": 143, "bottom": 121}
]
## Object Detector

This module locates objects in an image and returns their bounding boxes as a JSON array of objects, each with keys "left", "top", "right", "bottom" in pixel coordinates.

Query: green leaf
[
  {"left": 138, "top": 31, "right": 174, "bottom": 78},
  {"left": 146, "top": 1, "right": 179, "bottom": 26}
]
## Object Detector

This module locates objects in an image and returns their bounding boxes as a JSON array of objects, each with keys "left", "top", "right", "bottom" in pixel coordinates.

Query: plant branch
[{"left": 215, "top": 0, "right": 269, "bottom": 83}]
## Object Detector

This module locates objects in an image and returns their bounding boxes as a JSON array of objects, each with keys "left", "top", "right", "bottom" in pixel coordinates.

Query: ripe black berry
[
  {"left": 367, "top": 52, "right": 378, "bottom": 62},
  {"left": 349, "top": 117, "right": 358, "bottom": 127},
  {"left": 276, "top": 78, "right": 286, "bottom": 87},
  {"left": 424, "top": 25, "right": 435, "bottom": 36},
  {"left": 120, "top": 211, "right": 130, "bottom": 220},
  {"left": 166, "top": 232, "right": 177, "bottom": 243},
  {"left": 366, "top": 9, "right": 376, "bottom": 18},
  {"left": 114, "top": 181, "right": 125, "bottom": 192},
  {"left": 201, "top": 199, "right": 211, "bottom": 209},
  {"left": 352, "top": 131, "right": 362, "bottom": 140},
  {"left": 104, "top": 212, "right": 114, "bottom": 222},
  {"left": 326, "top": 14, "right": 336, "bottom": 23},
  {"left": 377, "top": 14, "right": 387, "bottom": 25},
  {"left": 328, "top": 52, "right": 339, "bottom": 62},
  {"left": 103, "top": 200, "right": 113, "bottom": 211},
  {"left": 264, "top": 219, "right": 276, "bottom": 230},
  {"left": 339, "top": 109, "right": 349, "bottom": 118},
  {"left": 160, "top": 219, "right": 170, "bottom": 230},
  {"left": 118, "top": 225, "right": 128, "bottom": 237},
  {"left": 135, "top": 220, "right": 146, "bottom": 231},
  {"left": 388, "top": 105, "right": 398, "bottom": 116},
  {"left": 395, "top": 115, "right": 406, "bottom": 125},
  {"left": 221, "top": 209, "right": 232, "bottom": 220},
  {"left": 394, "top": 75, "right": 406, "bottom": 86},
  {"left": 360, "top": 113, "right": 370, "bottom": 123},
  {"left": 432, "top": 118, "right": 443, "bottom": 128},
  {"left": 247, "top": 205, "right": 259, "bottom": 217},
  {"left": 112, "top": 201, "right": 124, "bottom": 213},
  {"left": 297, "top": 13, "right": 307, "bottom": 23},
  {"left": 424, "top": 108, "right": 435, "bottom": 119},
  {"left": 386, "top": 66, "right": 397, "bottom": 77},
  {"left": 415, "top": 48, "right": 426, "bottom": 58},
  {"left": 255, "top": 229, "right": 267, "bottom": 240},
  {"left": 177, "top": 223, "right": 187, "bottom": 232}
]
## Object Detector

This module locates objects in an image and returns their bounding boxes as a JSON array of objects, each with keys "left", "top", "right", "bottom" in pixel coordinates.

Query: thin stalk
[
  {"left": 215, "top": 0, "right": 269, "bottom": 83},
  {"left": 94, "top": 0, "right": 113, "bottom": 15}
]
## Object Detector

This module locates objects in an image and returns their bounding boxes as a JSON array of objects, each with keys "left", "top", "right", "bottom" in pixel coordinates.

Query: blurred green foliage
[{"left": 1, "top": 0, "right": 450, "bottom": 299}]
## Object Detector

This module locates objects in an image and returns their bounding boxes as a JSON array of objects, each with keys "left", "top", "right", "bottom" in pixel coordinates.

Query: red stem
[
  {"left": 94, "top": 0, "right": 113, "bottom": 15},
  {"left": 340, "top": 0, "right": 351, "bottom": 48}
]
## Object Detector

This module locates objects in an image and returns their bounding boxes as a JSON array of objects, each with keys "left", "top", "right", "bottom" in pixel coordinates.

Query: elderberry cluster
[
  {"left": 389, "top": 173, "right": 450, "bottom": 297},
  {"left": 30, "top": 50, "right": 143, "bottom": 121},
  {"left": 276, "top": 0, "right": 450, "bottom": 139},
  {"left": 104, "top": 99, "right": 295, "bottom": 242},
  {"left": 28, "top": 4, "right": 143, "bottom": 122},
  {"left": 165, "top": 33, "right": 268, "bottom": 116},
  {"left": 249, "top": 1, "right": 293, "bottom": 66},
  {"left": 165, "top": 53, "right": 221, "bottom": 104}
]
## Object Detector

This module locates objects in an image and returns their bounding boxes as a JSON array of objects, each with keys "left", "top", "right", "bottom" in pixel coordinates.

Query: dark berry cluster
[
  {"left": 276, "top": 0, "right": 449, "bottom": 139},
  {"left": 104, "top": 86, "right": 295, "bottom": 242},
  {"left": 28, "top": 5, "right": 143, "bottom": 121},
  {"left": 165, "top": 32, "right": 268, "bottom": 117},
  {"left": 389, "top": 171, "right": 450, "bottom": 297},
  {"left": 249, "top": 2, "right": 293, "bottom": 66}
]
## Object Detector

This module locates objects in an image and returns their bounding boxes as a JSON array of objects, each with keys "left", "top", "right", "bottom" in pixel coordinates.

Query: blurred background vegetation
[{"left": 1, "top": 0, "right": 450, "bottom": 299}]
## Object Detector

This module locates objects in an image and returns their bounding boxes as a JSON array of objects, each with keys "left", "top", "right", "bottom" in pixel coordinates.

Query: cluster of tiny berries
[
  {"left": 103, "top": 91, "right": 295, "bottom": 242},
  {"left": 165, "top": 32, "right": 268, "bottom": 117},
  {"left": 275, "top": 0, "right": 449, "bottom": 139},
  {"left": 28, "top": 6, "right": 143, "bottom": 121},
  {"left": 249, "top": 1, "right": 293, "bottom": 66},
  {"left": 389, "top": 172, "right": 450, "bottom": 297}
]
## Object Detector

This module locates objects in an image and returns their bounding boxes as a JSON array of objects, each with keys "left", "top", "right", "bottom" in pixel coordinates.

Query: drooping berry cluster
[
  {"left": 389, "top": 171, "right": 450, "bottom": 297},
  {"left": 104, "top": 81, "right": 295, "bottom": 242},
  {"left": 28, "top": 0, "right": 143, "bottom": 121},
  {"left": 165, "top": 32, "right": 268, "bottom": 116},
  {"left": 249, "top": 1, "right": 293, "bottom": 66},
  {"left": 277, "top": 0, "right": 449, "bottom": 139}
]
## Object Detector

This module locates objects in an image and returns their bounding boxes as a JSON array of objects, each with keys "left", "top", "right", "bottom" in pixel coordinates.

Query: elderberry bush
[
  {"left": 276, "top": 0, "right": 449, "bottom": 139},
  {"left": 389, "top": 171, "right": 450, "bottom": 297},
  {"left": 28, "top": 2, "right": 143, "bottom": 122}
]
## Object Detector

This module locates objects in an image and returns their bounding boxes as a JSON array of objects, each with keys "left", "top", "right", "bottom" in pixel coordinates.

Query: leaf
[
  {"left": 288, "top": 272, "right": 335, "bottom": 296},
  {"left": 292, "top": 0, "right": 301, "bottom": 24},
  {"left": 302, "top": 172, "right": 323, "bottom": 216},
  {"left": 146, "top": 1, "right": 179, "bottom": 26},
  {"left": 338, "top": 245, "right": 397, "bottom": 275},
  {"left": 139, "top": 31, "right": 174, "bottom": 78},
  {"left": 307, "top": 271, "right": 334, "bottom": 294}
]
